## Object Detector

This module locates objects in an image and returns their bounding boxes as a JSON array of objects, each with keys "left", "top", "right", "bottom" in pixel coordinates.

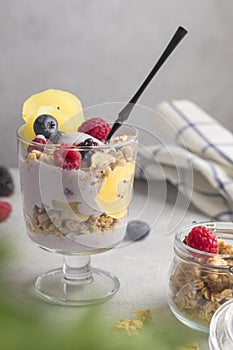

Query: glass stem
[{"left": 63, "top": 255, "right": 93, "bottom": 284}]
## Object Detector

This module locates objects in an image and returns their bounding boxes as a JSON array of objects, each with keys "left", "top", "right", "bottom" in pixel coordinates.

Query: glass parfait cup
[
  {"left": 17, "top": 123, "right": 138, "bottom": 306},
  {"left": 167, "top": 221, "right": 233, "bottom": 333}
]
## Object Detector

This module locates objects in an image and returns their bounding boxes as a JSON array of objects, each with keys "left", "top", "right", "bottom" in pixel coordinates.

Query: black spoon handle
[{"left": 106, "top": 26, "right": 188, "bottom": 141}]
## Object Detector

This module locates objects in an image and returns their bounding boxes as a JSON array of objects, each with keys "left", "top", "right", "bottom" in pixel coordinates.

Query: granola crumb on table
[
  {"left": 111, "top": 318, "right": 143, "bottom": 336},
  {"left": 111, "top": 309, "right": 152, "bottom": 336},
  {"left": 135, "top": 309, "right": 153, "bottom": 322},
  {"left": 177, "top": 342, "right": 200, "bottom": 350}
]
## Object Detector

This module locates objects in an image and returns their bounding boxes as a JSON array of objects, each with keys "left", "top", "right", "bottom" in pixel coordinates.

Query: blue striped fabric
[{"left": 135, "top": 100, "right": 233, "bottom": 221}]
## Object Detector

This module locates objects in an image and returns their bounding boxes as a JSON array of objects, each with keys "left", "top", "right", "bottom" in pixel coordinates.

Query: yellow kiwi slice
[
  {"left": 95, "top": 162, "right": 135, "bottom": 219},
  {"left": 22, "top": 89, "right": 84, "bottom": 140}
]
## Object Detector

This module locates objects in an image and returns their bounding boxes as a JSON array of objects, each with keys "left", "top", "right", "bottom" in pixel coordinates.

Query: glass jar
[
  {"left": 167, "top": 221, "right": 233, "bottom": 332},
  {"left": 209, "top": 299, "right": 233, "bottom": 350}
]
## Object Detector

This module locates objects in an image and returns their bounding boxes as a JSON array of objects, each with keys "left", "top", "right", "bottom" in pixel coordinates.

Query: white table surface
[{"left": 0, "top": 168, "right": 210, "bottom": 348}]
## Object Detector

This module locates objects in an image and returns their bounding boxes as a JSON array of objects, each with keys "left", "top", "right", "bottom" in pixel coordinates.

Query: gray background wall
[{"left": 1, "top": 0, "right": 233, "bottom": 167}]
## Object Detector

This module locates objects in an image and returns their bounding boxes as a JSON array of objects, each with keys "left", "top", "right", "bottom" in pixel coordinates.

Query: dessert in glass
[{"left": 17, "top": 89, "right": 138, "bottom": 305}]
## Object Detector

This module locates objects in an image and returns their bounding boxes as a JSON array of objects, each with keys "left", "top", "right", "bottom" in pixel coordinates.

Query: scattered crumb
[
  {"left": 135, "top": 309, "right": 153, "bottom": 322},
  {"left": 111, "top": 318, "right": 143, "bottom": 336},
  {"left": 111, "top": 309, "right": 152, "bottom": 336},
  {"left": 177, "top": 342, "right": 200, "bottom": 350}
]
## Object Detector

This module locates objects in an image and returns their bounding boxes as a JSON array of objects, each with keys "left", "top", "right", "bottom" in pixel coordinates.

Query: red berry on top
[
  {"left": 54, "top": 144, "right": 82, "bottom": 170},
  {"left": 27, "top": 135, "right": 51, "bottom": 153},
  {"left": 78, "top": 117, "right": 111, "bottom": 142},
  {"left": 184, "top": 225, "right": 218, "bottom": 254},
  {"left": 0, "top": 201, "right": 12, "bottom": 223}
]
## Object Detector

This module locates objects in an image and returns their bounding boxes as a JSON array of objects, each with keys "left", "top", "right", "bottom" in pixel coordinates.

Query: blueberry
[
  {"left": 64, "top": 187, "right": 74, "bottom": 198},
  {"left": 0, "top": 166, "right": 14, "bottom": 196},
  {"left": 33, "top": 115, "right": 58, "bottom": 139},
  {"left": 126, "top": 220, "right": 150, "bottom": 242},
  {"left": 77, "top": 138, "right": 97, "bottom": 162},
  {"left": 78, "top": 138, "right": 96, "bottom": 147}
]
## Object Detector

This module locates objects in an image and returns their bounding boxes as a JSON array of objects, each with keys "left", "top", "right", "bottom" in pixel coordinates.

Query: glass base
[
  {"left": 168, "top": 301, "right": 209, "bottom": 333},
  {"left": 35, "top": 267, "right": 120, "bottom": 306}
]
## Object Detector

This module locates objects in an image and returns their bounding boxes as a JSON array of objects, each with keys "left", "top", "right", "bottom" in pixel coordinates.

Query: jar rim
[
  {"left": 16, "top": 123, "right": 139, "bottom": 150},
  {"left": 174, "top": 221, "right": 233, "bottom": 269}
]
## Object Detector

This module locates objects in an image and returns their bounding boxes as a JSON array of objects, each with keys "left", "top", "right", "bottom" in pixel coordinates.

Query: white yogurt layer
[{"left": 19, "top": 156, "right": 103, "bottom": 217}]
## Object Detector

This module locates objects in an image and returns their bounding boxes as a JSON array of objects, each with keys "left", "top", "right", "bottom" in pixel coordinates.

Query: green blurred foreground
[{"left": 0, "top": 242, "right": 201, "bottom": 350}]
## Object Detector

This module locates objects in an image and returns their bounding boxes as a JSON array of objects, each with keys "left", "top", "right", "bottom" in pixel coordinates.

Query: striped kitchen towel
[{"left": 135, "top": 100, "right": 233, "bottom": 221}]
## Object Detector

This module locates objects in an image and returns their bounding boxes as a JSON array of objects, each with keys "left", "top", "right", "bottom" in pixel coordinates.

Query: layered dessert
[{"left": 18, "top": 90, "right": 137, "bottom": 254}]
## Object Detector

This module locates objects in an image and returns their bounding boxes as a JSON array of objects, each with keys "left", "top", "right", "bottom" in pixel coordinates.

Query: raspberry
[
  {"left": 184, "top": 225, "right": 218, "bottom": 254},
  {"left": 0, "top": 202, "right": 12, "bottom": 223},
  {"left": 78, "top": 117, "right": 111, "bottom": 142},
  {"left": 54, "top": 144, "right": 82, "bottom": 170},
  {"left": 27, "top": 135, "right": 51, "bottom": 153}
]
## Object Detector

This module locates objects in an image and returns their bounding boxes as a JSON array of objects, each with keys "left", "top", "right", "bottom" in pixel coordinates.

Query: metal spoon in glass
[{"left": 106, "top": 26, "right": 188, "bottom": 141}]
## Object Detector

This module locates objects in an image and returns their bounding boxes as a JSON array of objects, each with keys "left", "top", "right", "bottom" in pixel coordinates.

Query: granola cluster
[
  {"left": 169, "top": 239, "right": 233, "bottom": 325},
  {"left": 27, "top": 148, "right": 54, "bottom": 165},
  {"left": 90, "top": 144, "right": 135, "bottom": 178},
  {"left": 111, "top": 309, "right": 152, "bottom": 336},
  {"left": 26, "top": 205, "right": 119, "bottom": 237}
]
